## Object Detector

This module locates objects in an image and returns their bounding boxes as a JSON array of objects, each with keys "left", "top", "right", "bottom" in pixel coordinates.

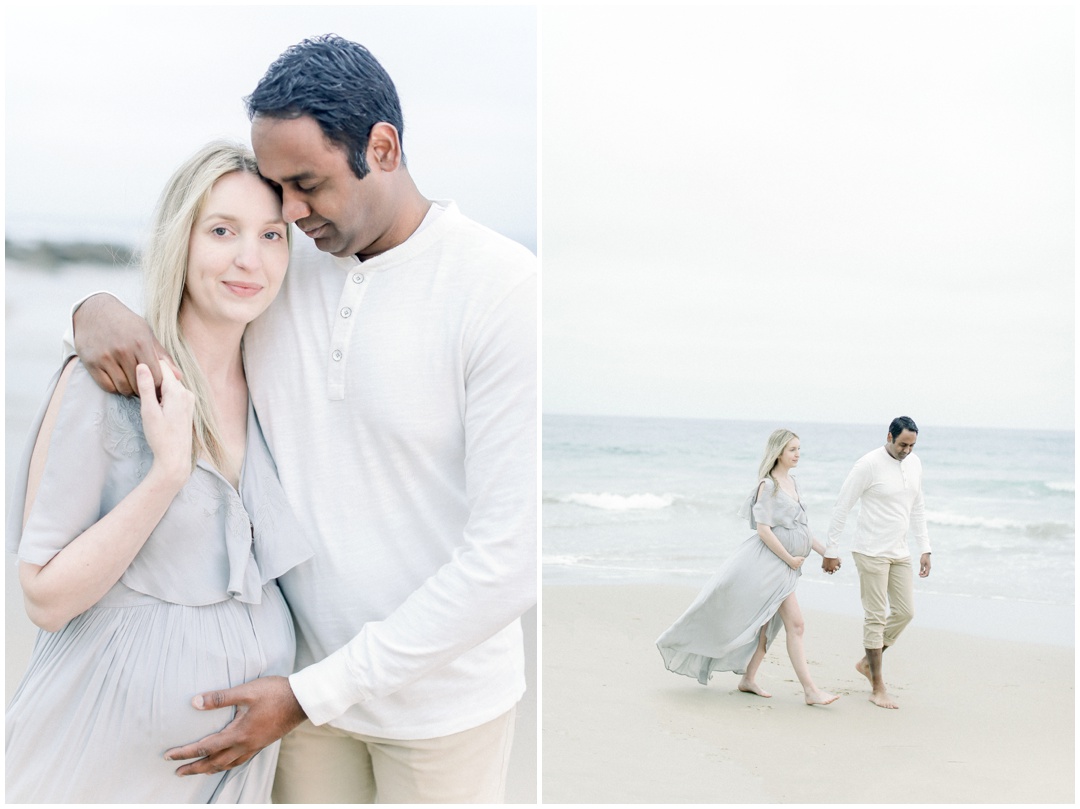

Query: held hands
[
  {"left": 74, "top": 293, "right": 180, "bottom": 395},
  {"left": 821, "top": 557, "right": 841, "bottom": 575},
  {"left": 163, "top": 676, "right": 307, "bottom": 776},
  {"left": 136, "top": 361, "right": 194, "bottom": 488}
]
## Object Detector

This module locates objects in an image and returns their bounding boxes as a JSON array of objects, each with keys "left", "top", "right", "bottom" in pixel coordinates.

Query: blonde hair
[
  {"left": 756, "top": 428, "right": 799, "bottom": 496},
  {"left": 141, "top": 140, "right": 289, "bottom": 471}
]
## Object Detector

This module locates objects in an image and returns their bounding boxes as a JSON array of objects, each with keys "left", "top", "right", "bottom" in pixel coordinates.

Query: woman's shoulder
[
  {"left": 34, "top": 358, "right": 105, "bottom": 436},
  {"left": 56, "top": 360, "right": 148, "bottom": 454},
  {"left": 56, "top": 358, "right": 117, "bottom": 404}
]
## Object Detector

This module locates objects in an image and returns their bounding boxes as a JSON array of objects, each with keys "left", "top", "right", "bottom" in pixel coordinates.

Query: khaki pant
[
  {"left": 271, "top": 707, "right": 516, "bottom": 804},
  {"left": 852, "top": 552, "right": 914, "bottom": 650}
]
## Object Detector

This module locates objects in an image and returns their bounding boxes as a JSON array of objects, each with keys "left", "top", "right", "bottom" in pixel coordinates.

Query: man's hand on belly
[{"left": 163, "top": 675, "right": 307, "bottom": 776}]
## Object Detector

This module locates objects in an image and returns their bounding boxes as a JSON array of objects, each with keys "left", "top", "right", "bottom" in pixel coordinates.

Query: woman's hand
[
  {"left": 19, "top": 360, "right": 197, "bottom": 631},
  {"left": 137, "top": 361, "right": 195, "bottom": 489},
  {"left": 787, "top": 555, "right": 806, "bottom": 571}
]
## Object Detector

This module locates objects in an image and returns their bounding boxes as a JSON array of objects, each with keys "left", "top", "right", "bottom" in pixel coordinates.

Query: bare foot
[
  {"left": 738, "top": 677, "right": 772, "bottom": 698},
  {"left": 870, "top": 689, "right": 899, "bottom": 709},
  {"left": 855, "top": 657, "right": 872, "bottom": 683},
  {"left": 804, "top": 689, "right": 840, "bottom": 706}
]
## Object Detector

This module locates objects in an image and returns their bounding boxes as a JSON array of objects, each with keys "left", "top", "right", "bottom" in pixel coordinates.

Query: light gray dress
[
  {"left": 5, "top": 361, "right": 313, "bottom": 803},
  {"left": 656, "top": 477, "right": 812, "bottom": 684}
]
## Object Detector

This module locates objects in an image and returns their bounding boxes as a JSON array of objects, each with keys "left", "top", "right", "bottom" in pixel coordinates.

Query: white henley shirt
[
  {"left": 241, "top": 200, "right": 536, "bottom": 740},
  {"left": 826, "top": 446, "right": 931, "bottom": 560}
]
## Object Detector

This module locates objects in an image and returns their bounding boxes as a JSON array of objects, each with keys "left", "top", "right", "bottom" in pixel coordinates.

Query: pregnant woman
[
  {"left": 6, "top": 142, "right": 312, "bottom": 802},
  {"left": 656, "top": 429, "right": 839, "bottom": 706}
]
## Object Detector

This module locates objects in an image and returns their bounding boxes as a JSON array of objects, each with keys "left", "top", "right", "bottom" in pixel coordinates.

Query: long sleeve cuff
[{"left": 289, "top": 649, "right": 369, "bottom": 727}]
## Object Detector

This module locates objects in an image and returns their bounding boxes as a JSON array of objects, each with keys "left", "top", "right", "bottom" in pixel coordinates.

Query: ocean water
[{"left": 543, "top": 414, "right": 1075, "bottom": 609}]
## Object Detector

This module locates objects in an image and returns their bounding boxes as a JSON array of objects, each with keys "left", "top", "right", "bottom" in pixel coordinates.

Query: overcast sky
[
  {"left": 4, "top": 5, "right": 1074, "bottom": 432},
  {"left": 5, "top": 5, "right": 536, "bottom": 250},
  {"left": 542, "top": 4, "right": 1074, "bottom": 432}
]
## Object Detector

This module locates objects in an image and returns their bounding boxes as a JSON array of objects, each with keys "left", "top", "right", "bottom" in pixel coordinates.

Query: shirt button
[
  {"left": 352, "top": 273, "right": 364, "bottom": 284},
  {"left": 332, "top": 350, "right": 343, "bottom": 362},
  {"left": 340, "top": 307, "right": 352, "bottom": 318}
]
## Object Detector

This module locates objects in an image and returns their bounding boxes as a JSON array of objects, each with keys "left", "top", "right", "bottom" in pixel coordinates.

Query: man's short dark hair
[
  {"left": 888, "top": 416, "right": 919, "bottom": 438},
  {"left": 245, "top": 34, "right": 404, "bottom": 180}
]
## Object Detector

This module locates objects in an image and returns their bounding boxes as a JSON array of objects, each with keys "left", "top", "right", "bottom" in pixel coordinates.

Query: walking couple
[{"left": 657, "top": 417, "right": 932, "bottom": 710}]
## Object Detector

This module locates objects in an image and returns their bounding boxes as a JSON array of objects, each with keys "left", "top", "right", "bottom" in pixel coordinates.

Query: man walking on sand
[
  {"left": 72, "top": 35, "right": 535, "bottom": 802},
  {"left": 821, "top": 416, "right": 931, "bottom": 709}
]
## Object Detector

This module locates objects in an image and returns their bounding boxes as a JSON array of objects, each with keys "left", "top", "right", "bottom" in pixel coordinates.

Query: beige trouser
[
  {"left": 852, "top": 552, "right": 915, "bottom": 650},
  {"left": 271, "top": 707, "right": 516, "bottom": 804}
]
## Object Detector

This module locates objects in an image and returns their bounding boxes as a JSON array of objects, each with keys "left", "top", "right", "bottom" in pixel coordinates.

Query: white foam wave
[
  {"left": 543, "top": 554, "right": 590, "bottom": 567},
  {"left": 925, "top": 511, "right": 1024, "bottom": 530},
  {"left": 1046, "top": 481, "right": 1074, "bottom": 493},
  {"left": 561, "top": 492, "right": 677, "bottom": 511},
  {"left": 925, "top": 511, "right": 1074, "bottom": 536}
]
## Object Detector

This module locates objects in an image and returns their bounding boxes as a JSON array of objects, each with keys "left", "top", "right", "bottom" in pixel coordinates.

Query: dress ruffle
[{"left": 9, "top": 361, "right": 313, "bottom": 607}]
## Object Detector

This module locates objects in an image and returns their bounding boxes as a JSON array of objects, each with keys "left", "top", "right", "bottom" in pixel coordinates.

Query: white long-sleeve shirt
[
  {"left": 242, "top": 201, "right": 536, "bottom": 739},
  {"left": 826, "top": 446, "right": 931, "bottom": 560}
]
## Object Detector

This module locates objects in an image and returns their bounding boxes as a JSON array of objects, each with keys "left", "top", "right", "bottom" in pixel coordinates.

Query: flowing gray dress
[
  {"left": 5, "top": 362, "right": 313, "bottom": 803},
  {"left": 656, "top": 477, "right": 812, "bottom": 684}
]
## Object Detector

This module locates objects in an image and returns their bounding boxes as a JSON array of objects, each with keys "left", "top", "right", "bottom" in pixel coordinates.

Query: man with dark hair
[
  {"left": 822, "top": 417, "right": 931, "bottom": 709},
  {"left": 246, "top": 34, "right": 405, "bottom": 182},
  {"left": 73, "top": 34, "right": 535, "bottom": 803}
]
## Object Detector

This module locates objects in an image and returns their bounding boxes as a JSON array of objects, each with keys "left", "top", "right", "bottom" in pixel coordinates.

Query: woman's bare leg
[
  {"left": 778, "top": 594, "right": 839, "bottom": 705},
  {"left": 738, "top": 625, "right": 772, "bottom": 697}
]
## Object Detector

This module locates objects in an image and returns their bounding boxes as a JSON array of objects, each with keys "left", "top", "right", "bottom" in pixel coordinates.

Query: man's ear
[{"left": 367, "top": 122, "right": 403, "bottom": 172}]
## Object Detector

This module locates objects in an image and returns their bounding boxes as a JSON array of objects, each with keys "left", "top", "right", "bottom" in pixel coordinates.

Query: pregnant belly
[
  {"left": 774, "top": 525, "right": 812, "bottom": 558},
  {"left": 7, "top": 584, "right": 295, "bottom": 773}
]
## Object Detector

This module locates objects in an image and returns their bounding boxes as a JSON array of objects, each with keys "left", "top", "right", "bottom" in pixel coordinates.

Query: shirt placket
[{"left": 327, "top": 267, "right": 370, "bottom": 400}]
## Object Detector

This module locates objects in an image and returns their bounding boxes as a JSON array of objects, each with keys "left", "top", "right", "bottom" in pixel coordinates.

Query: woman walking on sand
[
  {"left": 5, "top": 142, "right": 312, "bottom": 802},
  {"left": 656, "top": 428, "right": 839, "bottom": 705}
]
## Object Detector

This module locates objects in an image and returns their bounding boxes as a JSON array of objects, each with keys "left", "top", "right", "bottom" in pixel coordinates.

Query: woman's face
[
  {"left": 182, "top": 171, "right": 289, "bottom": 332},
  {"left": 777, "top": 438, "right": 800, "bottom": 470}
]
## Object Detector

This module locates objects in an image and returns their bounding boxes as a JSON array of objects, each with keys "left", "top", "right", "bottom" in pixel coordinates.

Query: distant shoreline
[
  {"left": 541, "top": 410, "right": 1076, "bottom": 437},
  {"left": 5, "top": 239, "right": 136, "bottom": 269}
]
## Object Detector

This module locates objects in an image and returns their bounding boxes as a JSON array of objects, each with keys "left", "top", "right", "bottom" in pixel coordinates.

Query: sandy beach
[{"left": 542, "top": 583, "right": 1074, "bottom": 803}]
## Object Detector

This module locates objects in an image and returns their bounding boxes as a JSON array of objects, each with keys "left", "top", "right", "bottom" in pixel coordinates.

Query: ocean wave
[
  {"left": 926, "top": 511, "right": 1024, "bottom": 530},
  {"left": 1045, "top": 481, "right": 1075, "bottom": 493},
  {"left": 926, "top": 511, "right": 1072, "bottom": 537},
  {"left": 553, "top": 492, "right": 678, "bottom": 511},
  {"left": 543, "top": 554, "right": 593, "bottom": 567}
]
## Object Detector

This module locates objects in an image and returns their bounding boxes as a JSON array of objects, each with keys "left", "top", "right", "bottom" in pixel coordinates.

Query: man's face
[
  {"left": 886, "top": 429, "right": 918, "bottom": 461},
  {"left": 251, "top": 114, "right": 392, "bottom": 259}
]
